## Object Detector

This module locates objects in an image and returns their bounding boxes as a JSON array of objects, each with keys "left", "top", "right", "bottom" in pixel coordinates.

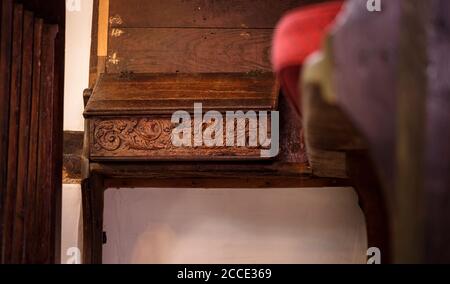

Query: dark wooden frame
[{"left": 81, "top": 165, "right": 351, "bottom": 264}]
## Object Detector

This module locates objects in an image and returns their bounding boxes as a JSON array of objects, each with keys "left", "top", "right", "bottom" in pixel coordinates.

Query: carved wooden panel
[
  {"left": 89, "top": 116, "right": 272, "bottom": 160},
  {"left": 85, "top": 73, "right": 279, "bottom": 160}
]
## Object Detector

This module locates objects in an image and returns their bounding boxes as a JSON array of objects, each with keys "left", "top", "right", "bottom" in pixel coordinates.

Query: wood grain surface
[
  {"left": 107, "top": 28, "right": 273, "bottom": 73},
  {"left": 0, "top": 4, "right": 14, "bottom": 252},
  {"left": 1, "top": 0, "right": 65, "bottom": 264},
  {"left": 3, "top": 4, "right": 24, "bottom": 262},
  {"left": 108, "top": 0, "right": 313, "bottom": 28},
  {"left": 84, "top": 73, "right": 279, "bottom": 115},
  {"left": 12, "top": 10, "right": 34, "bottom": 263},
  {"left": 24, "top": 17, "right": 43, "bottom": 263}
]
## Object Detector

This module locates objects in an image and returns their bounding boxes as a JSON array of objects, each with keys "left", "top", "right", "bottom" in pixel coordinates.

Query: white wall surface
[
  {"left": 61, "top": 1, "right": 368, "bottom": 264},
  {"left": 61, "top": 184, "right": 82, "bottom": 263},
  {"left": 102, "top": 187, "right": 367, "bottom": 264},
  {"left": 64, "top": 0, "right": 93, "bottom": 131}
]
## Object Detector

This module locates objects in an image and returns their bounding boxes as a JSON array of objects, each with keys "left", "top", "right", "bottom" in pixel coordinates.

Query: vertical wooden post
[
  {"left": 23, "top": 17, "right": 43, "bottom": 263},
  {"left": 3, "top": 4, "right": 24, "bottom": 262},
  {"left": 81, "top": 174, "right": 105, "bottom": 264},
  {"left": 12, "top": 9, "right": 35, "bottom": 263}
]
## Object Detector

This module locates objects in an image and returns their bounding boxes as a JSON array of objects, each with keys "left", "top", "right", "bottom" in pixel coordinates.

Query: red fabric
[{"left": 272, "top": 1, "right": 344, "bottom": 115}]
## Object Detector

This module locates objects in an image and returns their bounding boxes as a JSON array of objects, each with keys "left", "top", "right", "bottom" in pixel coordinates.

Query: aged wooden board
[
  {"left": 278, "top": 92, "right": 308, "bottom": 163},
  {"left": 3, "top": 4, "right": 23, "bottom": 262},
  {"left": 12, "top": 10, "right": 34, "bottom": 263},
  {"left": 108, "top": 0, "right": 312, "bottom": 28},
  {"left": 0, "top": 0, "right": 13, "bottom": 263},
  {"left": 24, "top": 17, "right": 43, "bottom": 263},
  {"left": 35, "top": 24, "right": 58, "bottom": 263},
  {"left": 89, "top": 0, "right": 99, "bottom": 87},
  {"left": 106, "top": 28, "right": 273, "bottom": 73},
  {"left": 84, "top": 73, "right": 279, "bottom": 115},
  {"left": 103, "top": 176, "right": 348, "bottom": 189}
]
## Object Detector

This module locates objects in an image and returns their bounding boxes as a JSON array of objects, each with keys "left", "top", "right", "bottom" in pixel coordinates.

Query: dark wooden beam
[
  {"left": 63, "top": 131, "right": 84, "bottom": 184},
  {"left": 3, "top": 4, "right": 24, "bottom": 262},
  {"left": 0, "top": 0, "right": 14, "bottom": 263}
]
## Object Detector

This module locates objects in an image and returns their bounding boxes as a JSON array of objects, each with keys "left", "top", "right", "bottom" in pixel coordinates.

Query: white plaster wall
[
  {"left": 64, "top": 0, "right": 92, "bottom": 131},
  {"left": 103, "top": 187, "right": 367, "bottom": 264},
  {"left": 61, "top": 184, "right": 82, "bottom": 263},
  {"left": 61, "top": 1, "right": 368, "bottom": 264}
]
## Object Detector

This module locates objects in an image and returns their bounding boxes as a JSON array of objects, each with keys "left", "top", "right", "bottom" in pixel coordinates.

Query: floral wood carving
[
  {"left": 93, "top": 119, "right": 172, "bottom": 152},
  {"left": 90, "top": 117, "right": 269, "bottom": 160}
]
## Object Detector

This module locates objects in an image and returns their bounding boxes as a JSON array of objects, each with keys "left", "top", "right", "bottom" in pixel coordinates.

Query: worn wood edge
[
  {"left": 66, "top": 126, "right": 311, "bottom": 181},
  {"left": 89, "top": 156, "right": 276, "bottom": 162},
  {"left": 81, "top": 120, "right": 91, "bottom": 181},
  {"left": 306, "top": 148, "right": 347, "bottom": 179},
  {"left": 103, "top": 176, "right": 350, "bottom": 189},
  {"left": 88, "top": 161, "right": 319, "bottom": 183},
  {"left": 89, "top": 0, "right": 99, "bottom": 87},
  {"left": 83, "top": 73, "right": 280, "bottom": 116},
  {"left": 83, "top": 88, "right": 92, "bottom": 108},
  {"left": 63, "top": 131, "right": 83, "bottom": 184},
  {"left": 84, "top": 104, "right": 278, "bottom": 116},
  {"left": 97, "top": 0, "right": 109, "bottom": 57}
]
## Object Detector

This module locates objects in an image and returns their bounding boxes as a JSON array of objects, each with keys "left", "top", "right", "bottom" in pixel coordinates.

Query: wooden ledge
[
  {"left": 104, "top": 176, "right": 351, "bottom": 189},
  {"left": 89, "top": 161, "right": 351, "bottom": 189},
  {"left": 84, "top": 72, "right": 279, "bottom": 116}
]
